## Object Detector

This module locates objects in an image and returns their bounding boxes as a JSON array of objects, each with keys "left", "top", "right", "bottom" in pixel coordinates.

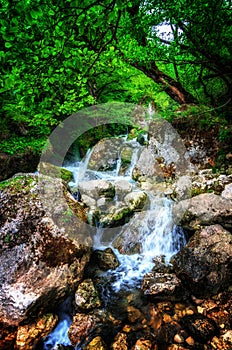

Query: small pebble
[
  {"left": 174, "top": 334, "right": 184, "bottom": 343},
  {"left": 185, "top": 336, "right": 195, "bottom": 346}
]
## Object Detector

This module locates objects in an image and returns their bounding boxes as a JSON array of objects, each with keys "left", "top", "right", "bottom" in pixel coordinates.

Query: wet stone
[
  {"left": 181, "top": 314, "right": 218, "bottom": 342},
  {"left": 16, "top": 313, "right": 58, "bottom": 349},
  {"left": 132, "top": 338, "right": 152, "bottom": 349},
  {"left": 83, "top": 336, "right": 107, "bottom": 350},
  {"left": 90, "top": 247, "right": 120, "bottom": 271},
  {"left": 68, "top": 313, "right": 100, "bottom": 346},
  {"left": 75, "top": 279, "right": 101, "bottom": 310},
  {"left": 111, "top": 332, "right": 128, "bottom": 349},
  {"left": 142, "top": 272, "right": 182, "bottom": 298}
]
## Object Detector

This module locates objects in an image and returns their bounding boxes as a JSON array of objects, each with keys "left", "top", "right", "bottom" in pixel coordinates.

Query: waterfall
[{"left": 101, "top": 195, "right": 186, "bottom": 293}]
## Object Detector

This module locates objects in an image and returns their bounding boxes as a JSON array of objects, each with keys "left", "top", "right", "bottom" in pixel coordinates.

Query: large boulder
[
  {"left": 0, "top": 174, "right": 91, "bottom": 326},
  {"left": 88, "top": 138, "right": 123, "bottom": 171},
  {"left": 132, "top": 119, "right": 192, "bottom": 182},
  {"left": 173, "top": 192, "right": 232, "bottom": 230},
  {"left": 171, "top": 225, "right": 232, "bottom": 297}
]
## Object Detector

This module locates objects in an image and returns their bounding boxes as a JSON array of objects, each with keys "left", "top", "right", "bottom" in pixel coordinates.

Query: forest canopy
[{"left": 0, "top": 0, "right": 231, "bottom": 154}]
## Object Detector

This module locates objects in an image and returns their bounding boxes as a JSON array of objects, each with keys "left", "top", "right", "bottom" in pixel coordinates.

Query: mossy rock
[
  {"left": 38, "top": 162, "right": 73, "bottom": 184},
  {"left": 61, "top": 168, "right": 73, "bottom": 183},
  {"left": 121, "top": 146, "right": 133, "bottom": 165}
]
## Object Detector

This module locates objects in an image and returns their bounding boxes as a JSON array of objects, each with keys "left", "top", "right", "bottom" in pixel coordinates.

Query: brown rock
[
  {"left": 90, "top": 247, "right": 120, "bottom": 271},
  {"left": 111, "top": 332, "right": 128, "bottom": 350},
  {"left": 148, "top": 306, "right": 162, "bottom": 331},
  {"left": 127, "top": 306, "right": 143, "bottom": 323},
  {"left": 83, "top": 336, "right": 107, "bottom": 350},
  {"left": 75, "top": 279, "right": 101, "bottom": 310},
  {"left": 16, "top": 313, "right": 58, "bottom": 349},
  {"left": 181, "top": 314, "right": 218, "bottom": 342},
  {"left": 132, "top": 338, "right": 152, "bottom": 349},
  {"left": 174, "top": 334, "right": 184, "bottom": 343},
  {"left": 68, "top": 313, "right": 100, "bottom": 346},
  {"left": 185, "top": 336, "right": 194, "bottom": 346}
]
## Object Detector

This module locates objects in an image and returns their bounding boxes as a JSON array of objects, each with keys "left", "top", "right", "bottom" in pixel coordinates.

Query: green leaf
[
  {"left": 48, "top": 9, "right": 55, "bottom": 16},
  {"left": 5, "top": 42, "right": 12, "bottom": 48},
  {"left": 31, "top": 8, "right": 43, "bottom": 19}
]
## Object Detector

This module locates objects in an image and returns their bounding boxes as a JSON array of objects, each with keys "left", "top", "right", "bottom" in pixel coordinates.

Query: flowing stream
[{"left": 43, "top": 136, "right": 186, "bottom": 349}]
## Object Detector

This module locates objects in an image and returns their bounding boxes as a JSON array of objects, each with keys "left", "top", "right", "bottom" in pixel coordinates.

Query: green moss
[
  {"left": 0, "top": 175, "right": 36, "bottom": 194},
  {"left": 61, "top": 168, "right": 73, "bottom": 183}
]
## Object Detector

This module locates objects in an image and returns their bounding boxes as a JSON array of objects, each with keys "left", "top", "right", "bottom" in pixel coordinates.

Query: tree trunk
[{"left": 132, "top": 60, "right": 196, "bottom": 105}]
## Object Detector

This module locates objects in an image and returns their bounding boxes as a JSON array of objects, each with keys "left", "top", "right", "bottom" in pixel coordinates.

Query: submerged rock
[{"left": 171, "top": 225, "right": 232, "bottom": 297}]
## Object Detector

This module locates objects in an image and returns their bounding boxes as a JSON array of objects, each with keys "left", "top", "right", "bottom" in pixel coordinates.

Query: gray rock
[
  {"left": 141, "top": 272, "right": 182, "bottom": 297},
  {"left": 88, "top": 138, "right": 123, "bottom": 171},
  {"left": 81, "top": 194, "right": 96, "bottom": 208},
  {"left": 78, "top": 179, "right": 115, "bottom": 199},
  {"left": 99, "top": 206, "right": 132, "bottom": 227},
  {"left": 112, "top": 211, "right": 148, "bottom": 254},
  {"left": 124, "top": 191, "right": 147, "bottom": 211},
  {"left": 221, "top": 183, "right": 232, "bottom": 200},
  {"left": 171, "top": 224, "right": 232, "bottom": 297},
  {"left": 114, "top": 179, "right": 133, "bottom": 199},
  {"left": 173, "top": 192, "right": 232, "bottom": 229}
]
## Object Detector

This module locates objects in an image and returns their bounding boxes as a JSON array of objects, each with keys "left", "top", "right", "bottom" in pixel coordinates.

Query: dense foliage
[{"left": 0, "top": 0, "right": 231, "bottom": 154}]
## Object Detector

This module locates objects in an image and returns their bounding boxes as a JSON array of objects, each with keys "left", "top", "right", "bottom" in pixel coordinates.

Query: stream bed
[{"left": 42, "top": 136, "right": 187, "bottom": 349}]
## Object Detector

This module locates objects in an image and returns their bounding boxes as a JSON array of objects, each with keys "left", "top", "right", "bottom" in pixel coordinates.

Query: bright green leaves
[
  {"left": 30, "top": 8, "right": 43, "bottom": 19},
  {"left": 4, "top": 42, "right": 12, "bottom": 48}
]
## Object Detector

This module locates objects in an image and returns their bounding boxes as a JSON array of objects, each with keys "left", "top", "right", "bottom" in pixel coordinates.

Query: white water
[
  {"left": 43, "top": 297, "right": 72, "bottom": 349},
  {"left": 96, "top": 196, "right": 185, "bottom": 293},
  {"left": 44, "top": 135, "right": 186, "bottom": 348}
]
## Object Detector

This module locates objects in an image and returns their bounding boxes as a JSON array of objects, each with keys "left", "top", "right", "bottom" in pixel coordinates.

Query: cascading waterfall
[
  {"left": 99, "top": 195, "right": 185, "bottom": 293},
  {"left": 43, "top": 135, "right": 186, "bottom": 349}
]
